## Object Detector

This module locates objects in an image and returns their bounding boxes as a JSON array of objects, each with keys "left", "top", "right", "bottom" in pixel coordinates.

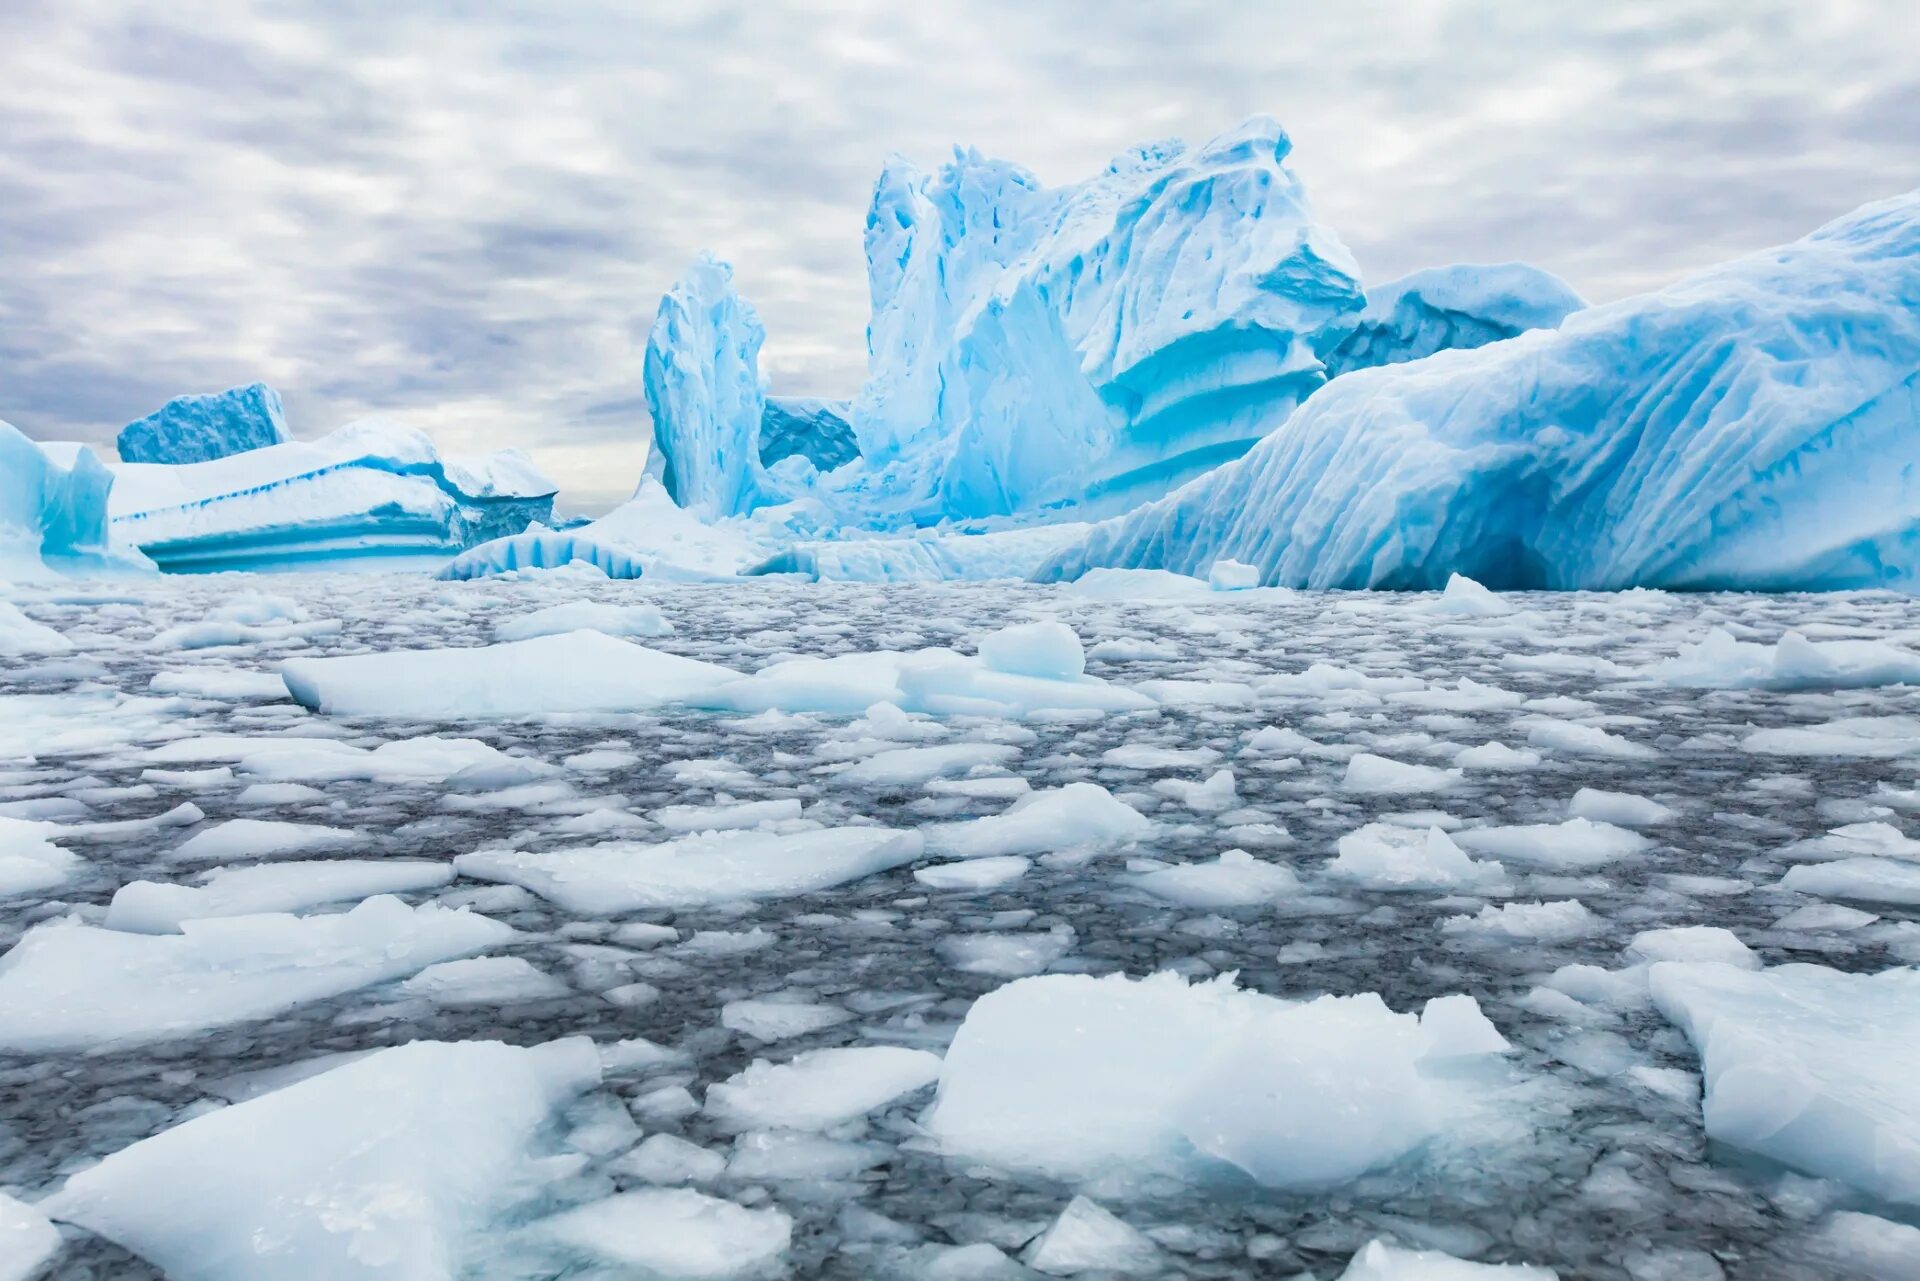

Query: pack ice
[{"left": 1043, "top": 189, "right": 1920, "bottom": 590}]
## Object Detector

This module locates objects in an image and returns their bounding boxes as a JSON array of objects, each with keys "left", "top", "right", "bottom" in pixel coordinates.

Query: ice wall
[
  {"left": 1040, "top": 189, "right": 1920, "bottom": 591},
  {"left": 116, "top": 383, "right": 290, "bottom": 465},
  {"left": 1324, "top": 263, "right": 1586, "bottom": 377},
  {"left": 0, "top": 421, "right": 148, "bottom": 578},
  {"left": 760, "top": 397, "right": 857, "bottom": 473}
]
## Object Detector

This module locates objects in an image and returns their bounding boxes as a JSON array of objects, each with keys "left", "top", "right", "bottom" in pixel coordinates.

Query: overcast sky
[{"left": 4, "top": 1, "right": 1916, "bottom": 512}]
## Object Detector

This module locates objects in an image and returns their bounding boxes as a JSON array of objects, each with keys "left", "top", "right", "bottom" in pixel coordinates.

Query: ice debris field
[
  {"left": 1, "top": 109, "right": 1919, "bottom": 1281},
  {"left": 0, "top": 573, "right": 1919, "bottom": 1280}
]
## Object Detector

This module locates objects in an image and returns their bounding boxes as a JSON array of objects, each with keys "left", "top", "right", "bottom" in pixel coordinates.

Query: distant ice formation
[
  {"left": 0, "top": 421, "right": 148, "bottom": 579},
  {"left": 1042, "top": 190, "right": 1920, "bottom": 590},
  {"left": 115, "top": 383, "right": 290, "bottom": 465}
]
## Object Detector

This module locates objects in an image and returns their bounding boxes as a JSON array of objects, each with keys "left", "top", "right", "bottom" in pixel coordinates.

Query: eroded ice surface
[{"left": 5, "top": 574, "right": 1920, "bottom": 1279}]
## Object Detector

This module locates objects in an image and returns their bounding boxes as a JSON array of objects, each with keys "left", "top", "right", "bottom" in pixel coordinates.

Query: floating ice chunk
[
  {"left": 493, "top": 600, "right": 673, "bottom": 642},
  {"left": 1567, "top": 788, "right": 1673, "bottom": 827},
  {"left": 938, "top": 926, "right": 1075, "bottom": 977},
  {"left": 1327, "top": 824, "right": 1506, "bottom": 891},
  {"left": 1524, "top": 719, "right": 1657, "bottom": 760},
  {"left": 1781, "top": 858, "right": 1920, "bottom": 905},
  {"left": 1774, "top": 903, "right": 1879, "bottom": 932},
  {"left": 1394, "top": 678, "right": 1526, "bottom": 713},
  {"left": 282, "top": 631, "right": 738, "bottom": 718},
  {"left": 1432, "top": 574, "right": 1512, "bottom": 617},
  {"left": 721, "top": 998, "right": 853, "bottom": 1041},
  {"left": 0, "top": 896, "right": 512, "bottom": 1052},
  {"left": 454, "top": 827, "right": 924, "bottom": 913},
  {"left": 168, "top": 817, "right": 358, "bottom": 864},
  {"left": 1100, "top": 744, "right": 1221, "bottom": 770},
  {"left": 0, "top": 816, "right": 81, "bottom": 898},
  {"left": 1650, "top": 960, "right": 1920, "bottom": 1206},
  {"left": 1154, "top": 768, "right": 1238, "bottom": 813},
  {"left": 148, "top": 733, "right": 532, "bottom": 784},
  {"left": 705, "top": 1045, "right": 941, "bottom": 1132},
  {"left": 0, "top": 599, "right": 72, "bottom": 654},
  {"left": 977, "top": 621, "right": 1086, "bottom": 681},
  {"left": 1805, "top": 1210, "right": 1920, "bottom": 1280},
  {"left": 1063, "top": 568, "right": 1214, "bottom": 600},
  {"left": 612, "top": 1134, "right": 728, "bottom": 1185},
  {"left": 1207, "top": 559, "right": 1261, "bottom": 591},
  {"left": 1342, "top": 753, "right": 1464, "bottom": 794},
  {"left": 536, "top": 1188, "right": 791, "bottom": 1279},
  {"left": 926, "top": 971, "right": 1512, "bottom": 1187},
  {"left": 0, "top": 1192, "right": 59, "bottom": 1281},
  {"left": 1780, "top": 820, "right": 1920, "bottom": 862},
  {"left": 1453, "top": 742, "right": 1541, "bottom": 770},
  {"left": 652, "top": 798, "right": 803, "bottom": 833},
  {"left": 1453, "top": 819, "right": 1649, "bottom": 871},
  {"left": 436, "top": 528, "right": 646, "bottom": 581},
  {"left": 925, "top": 784, "right": 1151, "bottom": 859},
  {"left": 914, "top": 856, "right": 1032, "bottom": 892},
  {"left": 106, "top": 858, "right": 454, "bottom": 932},
  {"left": 1745, "top": 716, "right": 1920, "bottom": 758},
  {"left": 45, "top": 1037, "right": 601, "bottom": 1280},
  {"left": 1627, "top": 926, "right": 1758, "bottom": 969},
  {"left": 1649, "top": 628, "right": 1920, "bottom": 690},
  {"left": 1022, "top": 1197, "right": 1161, "bottom": 1275},
  {"left": 400, "top": 955, "right": 570, "bottom": 1006},
  {"left": 726, "top": 1130, "right": 889, "bottom": 1182},
  {"left": 833, "top": 743, "right": 1020, "bottom": 788},
  {"left": 1130, "top": 849, "right": 1301, "bottom": 907},
  {"left": 1336, "top": 1238, "right": 1557, "bottom": 1279},
  {"left": 148, "top": 667, "right": 288, "bottom": 700},
  {"left": 1443, "top": 900, "right": 1599, "bottom": 943}
]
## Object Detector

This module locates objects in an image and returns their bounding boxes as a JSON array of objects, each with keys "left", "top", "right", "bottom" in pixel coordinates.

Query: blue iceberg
[
  {"left": 109, "top": 420, "right": 557, "bottom": 573},
  {"left": 436, "top": 528, "right": 646, "bottom": 581},
  {"left": 1323, "top": 264, "right": 1585, "bottom": 378},
  {"left": 1039, "top": 190, "right": 1920, "bottom": 591},
  {"left": 115, "top": 383, "right": 290, "bottom": 465},
  {"left": 1, "top": 422, "right": 150, "bottom": 578},
  {"left": 839, "top": 116, "right": 1364, "bottom": 525},
  {"left": 643, "top": 255, "right": 775, "bottom": 518},
  {"left": 760, "top": 398, "right": 857, "bottom": 474}
]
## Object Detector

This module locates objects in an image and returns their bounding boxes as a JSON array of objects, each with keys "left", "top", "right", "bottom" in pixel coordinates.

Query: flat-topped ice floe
[
  {"left": 0, "top": 896, "right": 511, "bottom": 1052},
  {"left": 284, "top": 623, "right": 1152, "bottom": 720},
  {"left": 925, "top": 970, "right": 1513, "bottom": 1187},
  {"left": 45, "top": 1037, "right": 601, "bottom": 1281},
  {"left": 106, "top": 859, "right": 456, "bottom": 932},
  {"left": 1646, "top": 628, "right": 1920, "bottom": 690},
  {"left": 1650, "top": 960, "right": 1920, "bottom": 1206},
  {"left": 454, "top": 827, "right": 924, "bottom": 913}
]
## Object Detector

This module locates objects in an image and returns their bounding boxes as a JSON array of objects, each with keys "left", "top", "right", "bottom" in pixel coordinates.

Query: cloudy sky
[{"left": 4, "top": 1, "right": 1916, "bottom": 512}]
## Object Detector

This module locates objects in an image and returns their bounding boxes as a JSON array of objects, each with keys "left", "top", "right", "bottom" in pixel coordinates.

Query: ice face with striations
[
  {"left": 107, "top": 418, "right": 557, "bottom": 572},
  {"left": 760, "top": 397, "right": 858, "bottom": 474},
  {"left": 643, "top": 254, "right": 776, "bottom": 518},
  {"left": 841, "top": 115, "right": 1364, "bottom": 524},
  {"left": 115, "top": 383, "right": 290, "bottom": 465},
  {"left": 1322, "top": 264, "right": 1586, "bottom": 378},
  {"left": 1042, "top": 189, "right": 1920, "bottom": 591},
  {"left": 0, "top": 421, "right": 147, "bottom": 578}
]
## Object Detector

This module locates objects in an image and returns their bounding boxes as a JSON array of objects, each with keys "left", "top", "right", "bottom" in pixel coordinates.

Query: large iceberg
[
  {"left": 115, "top": 382, "right": 290, "bottom": 465},
  {"left": 0, "top": 421, "right": 148, "bottom": 579},
  {"left": 838, "top": 115, "right": 1364, "bottom": 524},
  {"left": 1323, "top": 264, "right": 1585, "bottom": 377},
  {"left": 107, "top": 418, "right": 557, "bottom": 572},
  {"left": 1041, "top": 190, "right": 1920, "bottom": 590},
  {"left": 643, "top": 254, "right": 774, "bottom": 518}
]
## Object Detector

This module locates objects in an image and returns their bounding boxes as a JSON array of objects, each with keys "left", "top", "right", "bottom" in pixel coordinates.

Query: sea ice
[{"left": 705, "top": 1045, "right": 942, "bottom": 1131}]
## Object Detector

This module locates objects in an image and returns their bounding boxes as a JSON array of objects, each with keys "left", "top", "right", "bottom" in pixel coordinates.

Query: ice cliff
[
  {"left": 115, "top": 383, "right": 290, "bottom": 465},
  {"left": 1040, "top": 189, "right": 1920, "bottom": 591},
  {"left": 0, "top": 422, "right": 148, "bottom": 579},
  {"left": 760, "top": 397, "right": 857, "bottom": 473}
]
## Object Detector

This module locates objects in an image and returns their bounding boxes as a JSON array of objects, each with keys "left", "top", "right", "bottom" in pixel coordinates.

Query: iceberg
[
  {"left": 0, "top": 421, "right": 148, "bottom": 579},
  {"left": 114, "top": 382, "right": 290, "bottom": 464},
  {"left": 1323, "top": 263, "right": 1585, "bottom": 378},
  {"left": 643, "top": 254, "right": 774, "bottom": 518},
  {"left": 107, "top": 418, "right": 557, "bottom": 572},
  {"left": 840, "top": 115, "right": 1364, "bottom": 524},
  {"left": 1040, "top": 190, "right": 1920, "bottom": 591},
  {"left": 760, "top": 396, "right": 857, "bottom": 473}
]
